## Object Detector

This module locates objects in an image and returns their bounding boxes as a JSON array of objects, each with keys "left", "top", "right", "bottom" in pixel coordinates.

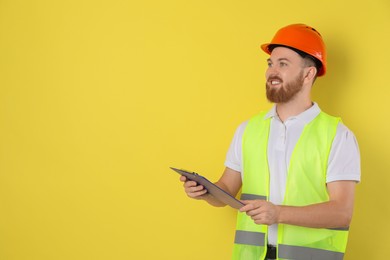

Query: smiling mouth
[{"left": 268, "top": 79, "right": 283, "bottom": 86}]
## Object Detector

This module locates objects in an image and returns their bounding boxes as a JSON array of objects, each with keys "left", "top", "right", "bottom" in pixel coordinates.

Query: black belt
[{"left": 265, "top": 245, "right": 277, "bottom": 259}]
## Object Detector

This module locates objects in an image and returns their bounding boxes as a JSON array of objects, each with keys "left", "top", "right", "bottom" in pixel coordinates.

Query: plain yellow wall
[{"left": 0, "top": 0, "right": 389, "bottom": 259}]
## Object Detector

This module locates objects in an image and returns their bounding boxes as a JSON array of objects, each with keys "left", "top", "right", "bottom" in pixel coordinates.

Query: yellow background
[{"left": 0, "top": 0, "right": 388, "bottom": 259}]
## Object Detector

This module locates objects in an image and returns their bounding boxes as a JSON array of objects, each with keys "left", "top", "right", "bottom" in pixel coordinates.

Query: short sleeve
[
  {"left": 326, "top": 123, "right": 361, "bottom": 183},
  {"left": 224, "top": 121, "right": 248, "bottom": 173}
]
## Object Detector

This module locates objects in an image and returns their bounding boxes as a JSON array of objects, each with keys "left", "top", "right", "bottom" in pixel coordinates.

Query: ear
[{"left": 304, "top": 66, "right": 317, "bottom": 83}]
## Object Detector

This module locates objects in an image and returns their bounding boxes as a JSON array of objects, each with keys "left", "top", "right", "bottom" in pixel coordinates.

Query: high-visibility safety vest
[{"left": 232, "top": 111, "right": 349, "bottom": 260}]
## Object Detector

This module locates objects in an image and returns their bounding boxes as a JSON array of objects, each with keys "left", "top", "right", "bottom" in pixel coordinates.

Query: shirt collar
[{"left": 264, "top": 102, "right": 321, "bottom": 124}]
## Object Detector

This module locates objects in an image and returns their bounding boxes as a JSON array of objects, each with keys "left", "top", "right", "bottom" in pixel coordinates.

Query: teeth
[{"left": 271, "top": 80, "right": 281, "bottom": 85}]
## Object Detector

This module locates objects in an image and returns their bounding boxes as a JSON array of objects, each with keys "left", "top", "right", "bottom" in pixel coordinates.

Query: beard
[{"left": 266, "top": 71, "right": 304, "bottom": 103}]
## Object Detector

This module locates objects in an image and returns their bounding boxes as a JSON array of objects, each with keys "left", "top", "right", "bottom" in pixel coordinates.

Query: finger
[
  {"left": 246, "top": 207, "right": 263, "bottom": 217},
  {"left": 184, "top": 183, "right": 203, "bottom": 194},
  {"left": 240, "top": 205, "right": 254, "bottom": 213},
  {"left": 239, "top": 201, "right": 256, "bottom": 212},
  {"left": 179, "top": 176, "right": 187, "bottom": 182},
  {"left": 191, "top": 185, "right": 205, "bottom": 193},
  {"left": 188, "top": 188, "right": 208, "bottom": 198},
  {"left": 183, "top": 180, "right": 198, "bottom": 188}
]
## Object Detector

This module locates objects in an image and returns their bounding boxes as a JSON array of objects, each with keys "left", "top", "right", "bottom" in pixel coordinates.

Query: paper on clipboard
[{"left": 170, "top": 167, "right": 244, "bottom": 209}]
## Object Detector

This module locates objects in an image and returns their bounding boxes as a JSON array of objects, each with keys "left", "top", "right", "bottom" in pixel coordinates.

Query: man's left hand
[{"left": 239, "top": 200, "right": 281, "bottom": 225}]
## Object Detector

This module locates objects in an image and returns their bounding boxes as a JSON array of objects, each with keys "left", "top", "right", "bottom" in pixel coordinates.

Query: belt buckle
[{"left": 266, "top": 245, "right": 277, "bottom": 259}]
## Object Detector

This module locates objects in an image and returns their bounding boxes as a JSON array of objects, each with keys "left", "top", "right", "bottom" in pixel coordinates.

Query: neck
[{"left": 275, "top": 97, "right": 313, "bottom": 122}]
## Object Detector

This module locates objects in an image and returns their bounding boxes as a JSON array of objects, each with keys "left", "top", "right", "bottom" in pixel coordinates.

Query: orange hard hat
[{"left": 261, "top": 24, "right": 327, "bottom": 76}]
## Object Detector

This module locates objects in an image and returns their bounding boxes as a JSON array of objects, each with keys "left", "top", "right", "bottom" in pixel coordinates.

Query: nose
[{"left": 266, "top": 66, "right": 278, "bottom": 79}]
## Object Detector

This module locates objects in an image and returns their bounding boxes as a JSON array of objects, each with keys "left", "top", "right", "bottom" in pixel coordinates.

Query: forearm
[
  {"left": 241, "top": 181, "right": 356, "bottom": 228},
  {"left": 278, "top": 200, "right": 353, "bottom": 229}
]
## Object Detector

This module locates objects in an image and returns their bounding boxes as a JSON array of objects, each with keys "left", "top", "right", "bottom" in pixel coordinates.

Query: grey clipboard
[{"left": 170, "top": 167, "right": 244, "bottom": 209}]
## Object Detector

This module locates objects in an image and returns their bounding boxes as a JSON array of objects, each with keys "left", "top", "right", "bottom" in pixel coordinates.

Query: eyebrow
[{"left": 267, "top": 58, "right": 291, "bottom": 63}]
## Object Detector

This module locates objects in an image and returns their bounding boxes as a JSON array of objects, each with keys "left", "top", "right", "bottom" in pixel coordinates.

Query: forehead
[{"left": 269, "top": 46, "right": 303, "bottom": 62}]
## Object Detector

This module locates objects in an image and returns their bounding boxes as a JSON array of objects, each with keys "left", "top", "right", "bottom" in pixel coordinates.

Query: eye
[
  {"left": 267, "top": 61, "right": 273, "bottom": 67},
  {"left": 280, "top": 62, "right": 287, "bottom": 67}
]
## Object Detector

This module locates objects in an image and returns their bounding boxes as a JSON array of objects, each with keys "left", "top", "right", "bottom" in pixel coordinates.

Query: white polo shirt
[{"left": 224, "top": 103, "right": 361, "bottom": 246}]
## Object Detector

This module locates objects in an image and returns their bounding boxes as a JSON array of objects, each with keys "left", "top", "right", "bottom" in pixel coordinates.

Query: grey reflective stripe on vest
[
  {"left": 278, "top": 244, "right": 344, "bottom": 260},
  {"left": 234, "top": 230, "right": 265, "bottom": 246},
  {"left": 240, "top": 193, "right": 267, "bottom": 200}
]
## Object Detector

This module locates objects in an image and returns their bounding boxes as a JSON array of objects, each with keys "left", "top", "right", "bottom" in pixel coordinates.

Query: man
[{"left": 180, "top": 24, "right": 360, "bottom": 260}]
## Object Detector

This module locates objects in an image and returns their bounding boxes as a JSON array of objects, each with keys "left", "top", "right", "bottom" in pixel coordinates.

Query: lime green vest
[{"left": 232, "top": 111, "right": 349, "bottom": 260}]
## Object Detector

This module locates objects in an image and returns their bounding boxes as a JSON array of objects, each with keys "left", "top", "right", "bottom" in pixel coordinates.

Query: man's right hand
[
  {"left": 179, "top": 167, "right": 242, "bottom": 207},
  {"left": 180, "top": 176, "right": 208, "bottom": 199}
]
